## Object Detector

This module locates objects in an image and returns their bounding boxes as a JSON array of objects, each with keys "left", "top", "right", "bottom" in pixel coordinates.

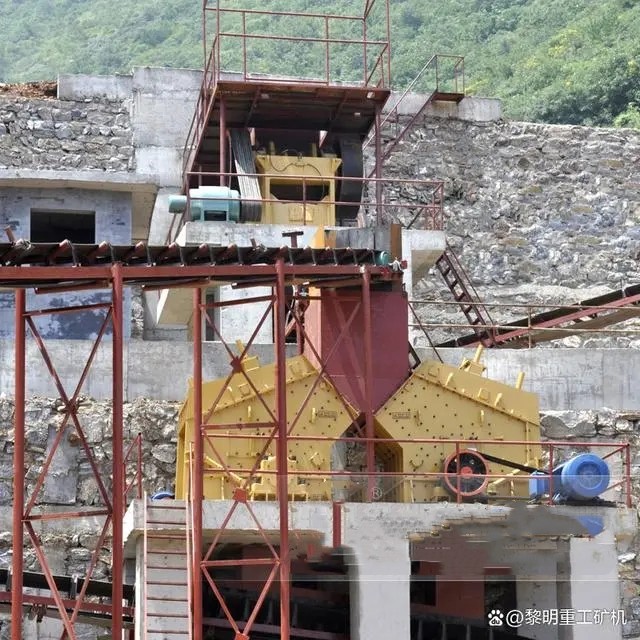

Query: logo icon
[{"left": 488, "top": 609, "right": 504, "bottom": 627}]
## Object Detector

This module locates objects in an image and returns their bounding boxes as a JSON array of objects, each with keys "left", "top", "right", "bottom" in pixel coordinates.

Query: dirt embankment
[{"left": 0, "top": 81, "right": 57, "bottom": 99}]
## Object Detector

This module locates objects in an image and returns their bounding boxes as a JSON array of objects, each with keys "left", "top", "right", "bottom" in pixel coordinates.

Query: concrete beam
[
  {"left": 57, "top": 73, "right": 133, "bottom": 101},
  {"left": 0, "top": 340, "right": 638, "bottom": 409},
  {"left": 384, "top": 93, "right": 502, "bottom": 122}
]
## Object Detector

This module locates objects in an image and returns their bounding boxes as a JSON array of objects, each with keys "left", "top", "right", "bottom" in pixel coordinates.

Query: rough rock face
[
  {"left": 0, "top": 96, "right": 134, "bottom": 171},
  {"left": 379, "top": 116, "right": 640, "bottom": 348},
  {"left": 0, "top": 397, "right": 178, "bottom": 580}
]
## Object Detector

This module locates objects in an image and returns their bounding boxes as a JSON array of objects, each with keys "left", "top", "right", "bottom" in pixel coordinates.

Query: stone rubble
[
  {"left": 0, "top": 96, "right": 134, "bottom": 172},
  {"left": 373, "top": 115, "right": 640, "bottom": 348}
]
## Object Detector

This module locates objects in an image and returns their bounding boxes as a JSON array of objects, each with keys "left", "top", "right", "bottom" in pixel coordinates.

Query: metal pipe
[
  {"left": 385, "top": 0, "right": 391, "bottom": 84},
  {"left": 324, "top": 16, "right": 330, "bottom": 83},
  {"left": 374, "top": 103, "right": 383, "bottom": 226},
  {"left": 274, "top": 259, "right": 290, "bottom": 640},
  {"left": 111, "top": 263, "right": 124, "bottom": 640},
  {"left": 137, "top": 433, "right": 143, "bottom": 499},
  {"left": 362, "top": 16, "right": 367, "bottom": 86},
  {"left": 242, "top": 11, "right": 247, "bottom": 79},
  {"left": 625, "top": 444, "right": 632, "bottom": 508},
  {"left": 11, "top": 288, "right": 25, "bottom": 640},
  {"left": 362, "top": 269, "right": 376, "bottom": 501},
  {"left": 219, "top": 96, "right": 227, "bottom": 187},
  {"left": 192, "top": 288, "right": 204, "bottom": 640},
  {"left": 210, "top": 6, "right": 362, "bottom": 21}
]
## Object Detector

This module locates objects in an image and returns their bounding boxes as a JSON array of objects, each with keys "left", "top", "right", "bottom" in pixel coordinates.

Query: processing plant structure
[{"left": 2, "top": 2, "right": 634, "bottom": 640}]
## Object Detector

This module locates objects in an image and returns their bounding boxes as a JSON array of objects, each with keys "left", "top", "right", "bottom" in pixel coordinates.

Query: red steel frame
[
  {"left": 7, "top": 260, "right": 394, "bottom": 640},
  {"left": 7, "top": 259, "right": 634, "bottom": 640},
  {"left": 10, "top": 269, "right": 127, "bottom": 640},
  {"left": 202, "top": 1, "right": 391, "bottom": 89},
  {"left": 181, "top": 0, "right": 392, "bottom": 210}
]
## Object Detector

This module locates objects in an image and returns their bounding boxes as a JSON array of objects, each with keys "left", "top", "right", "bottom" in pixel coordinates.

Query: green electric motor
[{"left": 168, "top": 186, "right": 241, "bottom": 223}]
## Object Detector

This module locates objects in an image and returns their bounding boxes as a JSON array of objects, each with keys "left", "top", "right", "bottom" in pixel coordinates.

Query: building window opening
[{"left": 30, "top": 210, "right": 95, "bottom": 244}]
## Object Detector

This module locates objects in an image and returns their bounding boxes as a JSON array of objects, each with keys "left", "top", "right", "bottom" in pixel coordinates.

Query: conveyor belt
[
  {"left": 0, "top": 239, "right": 397, "bottom": 290},
  {"left": 437, "top": 283, "right": 640, "bottom": 348},
  {"left": 0, "top": 240, "right": 387, "bottom": 270},
  {"left": 230, "top": 128, "right": 263, "bottom": 222}
]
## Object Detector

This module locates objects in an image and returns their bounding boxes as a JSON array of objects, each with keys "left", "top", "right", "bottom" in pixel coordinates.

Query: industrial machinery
[
  {"left": 176, "top": 344, "right": 551, "bottom": 503},
  {"left": 170, "top": 129, "right": 363, "bottom": 227},
  {"left": 529, "top": 453, "right": 611, "bottom": 503}
]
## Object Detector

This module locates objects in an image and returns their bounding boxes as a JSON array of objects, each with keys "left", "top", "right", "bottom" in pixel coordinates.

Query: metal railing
[
  {"left": 203, "top": 4, "right": 391, "bottom": 89},
  {"left": 365, "top": 54, "right": 465, "bottom": 150},
  {"left": 409, "top": 297, "right": 640, "bottom": 348},
  {"left": 195, "top": 434, "right": 632, "bottom": 507},
  {"left": 183, "top": 1, "right": 392, "bottom": 183}
]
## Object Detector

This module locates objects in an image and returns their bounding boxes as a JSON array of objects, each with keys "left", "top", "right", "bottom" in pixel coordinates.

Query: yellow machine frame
[
  {"left": 176, "top": 347, "right": 541, "bottom": 503},
  {"left": 255, "top": 154, "right": 342, "bottom": 226}
]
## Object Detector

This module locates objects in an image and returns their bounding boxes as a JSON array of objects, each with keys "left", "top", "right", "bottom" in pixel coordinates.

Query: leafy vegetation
[{"left": 1, "top": 0, "right": 639, "bottom": 128}]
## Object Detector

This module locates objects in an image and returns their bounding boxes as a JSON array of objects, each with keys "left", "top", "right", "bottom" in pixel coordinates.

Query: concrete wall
[
  {"left": 0, "top": 339, "right": 635, "bottom": 410},
  {"left": 123, "top": 500, "right": 632, "bottom": 640},
  {"left": 0, "top": 187, "right": 132, "bottom": 339},
  {"left": 0, "top": 90, "right": 133, "bottom": 171},
  {"left": 383, "top": 111, "right": 640, "bottom": 348}
]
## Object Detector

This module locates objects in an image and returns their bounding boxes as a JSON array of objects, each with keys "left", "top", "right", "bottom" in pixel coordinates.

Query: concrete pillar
[
  {"left": 513, "top": 551, "right": 558, "bottom": 640},
  {"left": 348, "top": 551, "right": 411, "bottom": 640},
  {"left": 568, "top": 532, "right": 621, "bottom": 640}
]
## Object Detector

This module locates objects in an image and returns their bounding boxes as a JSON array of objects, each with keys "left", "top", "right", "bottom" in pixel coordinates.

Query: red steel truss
[
  {"left": 5, "top": 249, "right": 634, "bottom": 640},
  {"left": 5, "top": 248, "right": 396, "bottom": 640}
]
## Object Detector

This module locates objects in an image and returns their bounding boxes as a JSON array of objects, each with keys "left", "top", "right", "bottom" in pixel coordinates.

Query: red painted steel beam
[
  {"left": 111, "top": 264, "right": 124, "bottom": 640},
  {"left": 219, "top": 95, "right": 227, "bottom": 186},
  {"left": 491, "top": 293, "right": 640, "bottom": 345},
  {"left": 362, "top": 270, "right": 376, "bottom": 501},
  {"left": 374, "top": 103, "right": 382, "bottom": 226},
  {"left": 0, "top": 264, "right": 396, "bottom": 287},
  {"left": 275, "top": 259, "right": 291, "bottom": 640},
  {"left": 11, "top": 288, "right": 25, "bottom": 640},
  {"left": 193, "top": 288, "right": 204, "bottom": 640}
]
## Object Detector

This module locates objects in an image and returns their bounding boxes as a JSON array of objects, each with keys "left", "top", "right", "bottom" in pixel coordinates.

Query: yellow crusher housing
[{"left": 176, "top": 348, "right": 541, "bottom": 503}]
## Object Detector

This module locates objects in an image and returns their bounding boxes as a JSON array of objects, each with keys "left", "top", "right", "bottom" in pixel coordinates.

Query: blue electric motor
[{"left": 529, "top": 453, "right": 610, "bottom": 501}]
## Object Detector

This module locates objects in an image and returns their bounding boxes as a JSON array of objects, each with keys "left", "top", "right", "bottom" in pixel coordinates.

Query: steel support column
[
  {"left": 192, "top": 288, "right": 204, "bottom": 640},
  {"left": 362, "top": 269, "right": 376, "bottom": 500},
  {"left": 11, "top": 288, "right": 25, "bottom": 640},
  {"left": 275, "top": 259, "right": 290, "bottom": 640},
  {"left": 374, "top": 103, "right": 383, "bottom": 226},
  {"left": 219, "top": 96, "right": 227, "bottom": 186},
  {"left": 111, "top": 264, "right": 124, "bottom": 639}
]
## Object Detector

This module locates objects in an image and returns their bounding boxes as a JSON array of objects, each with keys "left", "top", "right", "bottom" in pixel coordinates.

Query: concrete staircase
[{"left": 143, "top": 500, "right": 191, "bottom": 639}]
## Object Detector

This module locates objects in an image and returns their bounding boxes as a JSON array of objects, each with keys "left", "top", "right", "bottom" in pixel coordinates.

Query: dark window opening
[
  {"left": 269, "top": 183, "right": 329, "bottom": 203},
  {"left": 411, "top": 560, "right": 437, "bottom": 606},
  {"left": 31, "top": 210, "right": 95, "bottom": 244}
]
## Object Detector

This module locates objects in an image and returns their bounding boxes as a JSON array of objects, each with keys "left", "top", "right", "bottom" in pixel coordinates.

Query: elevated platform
[
  {"left": 153, "top": 222, "right": 445, "bottom": 329},
  {"left": 188, "top": 79, "right": 390, "bottom": 187}
]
